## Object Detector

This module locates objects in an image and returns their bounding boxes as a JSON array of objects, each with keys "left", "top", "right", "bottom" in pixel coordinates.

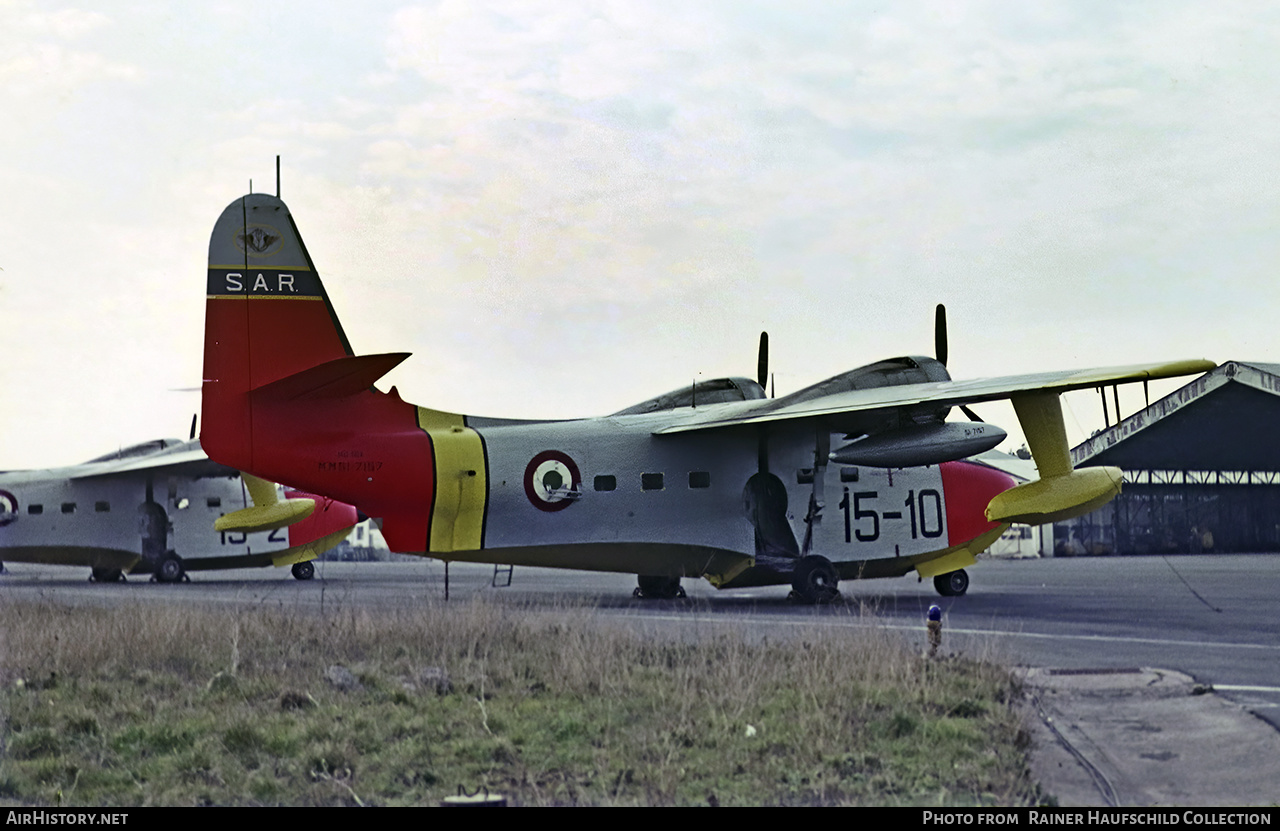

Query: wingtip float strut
[{"left": 986, "top": 391, "right": 1122, "bottom": 525}]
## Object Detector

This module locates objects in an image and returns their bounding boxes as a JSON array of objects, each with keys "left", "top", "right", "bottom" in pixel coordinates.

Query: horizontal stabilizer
[{"left": 249, "top": 352, "right": 411, "bottom": 401}]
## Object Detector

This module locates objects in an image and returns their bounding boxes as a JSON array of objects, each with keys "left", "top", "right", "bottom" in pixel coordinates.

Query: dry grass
[{"left": 0, "top": 598, "right": 1041, "bottom": 806}]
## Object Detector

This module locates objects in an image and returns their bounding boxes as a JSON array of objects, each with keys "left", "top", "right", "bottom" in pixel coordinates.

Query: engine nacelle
[{"left": 786, "top": 356, "right": 951, "bottom": 403}]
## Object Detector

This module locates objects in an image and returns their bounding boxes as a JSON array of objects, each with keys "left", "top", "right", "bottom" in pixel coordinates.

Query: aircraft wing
[
  {"left": 69, "top": 443, "right": 236, "bottom": 480},
  {"left": 967, "top": 449, "right": 1039, "bottom": 482},
  {"left": 653, "top": 359, "right": 1214, "bottom": 434},
  {"left": 66, "top": 440, "right": 343, "bottom": 538}
]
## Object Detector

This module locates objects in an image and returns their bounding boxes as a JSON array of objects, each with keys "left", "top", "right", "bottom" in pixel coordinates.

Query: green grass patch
[{"left": 0, "top": 598, "right": 1042, "bottom": 806}]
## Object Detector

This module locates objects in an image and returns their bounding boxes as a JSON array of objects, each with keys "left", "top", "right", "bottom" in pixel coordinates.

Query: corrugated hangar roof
[{"left": 1071, "top": 362, "right": 1280, "bottom": 472}]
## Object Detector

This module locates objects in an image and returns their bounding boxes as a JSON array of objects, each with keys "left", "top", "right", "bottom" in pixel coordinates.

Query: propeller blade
[
  {"left": 757, "top": 332, "right": 769, "bottom": 389},
  {"left": 934, "top": 303, "right": 948, "bottom": 367},
  {"left": 189, "top": 413, "right": 198, "bottom": 440}
]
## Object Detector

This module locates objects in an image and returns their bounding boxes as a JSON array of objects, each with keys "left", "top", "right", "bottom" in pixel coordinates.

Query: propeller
[
  {"left": 756, "top": 331, "right": 776, "bottom": 398},
  {"left": 757, "top": 332, "right": 769, "bottom": 390},
  {"left": 935, "top": 303, "right": 983, "bottom": 423},
  {"left": 934, "top": 304, "right": 948, "bottom": 367}
]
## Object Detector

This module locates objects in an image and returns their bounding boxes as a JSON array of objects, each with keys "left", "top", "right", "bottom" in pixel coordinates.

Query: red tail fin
[
  {"left": 200, "top": 194, "right": 436, "bottom": 553},
  {"left": 202, "top": 194, "right": 354, "bottom": 469}
]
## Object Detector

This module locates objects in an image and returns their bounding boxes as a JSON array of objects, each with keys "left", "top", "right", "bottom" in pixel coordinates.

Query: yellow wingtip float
[
  {"left": 213, "top": 473, "right": 316, "bottom": 534},
  {"left": 983, "top": 389, "right": 1129, "bottom": 526},
  {"left": 986, "top": 466, "right": 1124, "bottom": 525}
]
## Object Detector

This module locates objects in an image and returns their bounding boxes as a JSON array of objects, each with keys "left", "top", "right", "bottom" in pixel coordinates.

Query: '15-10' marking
[{"left": 838, "top": 488, "right": 944, "bottom": 543}]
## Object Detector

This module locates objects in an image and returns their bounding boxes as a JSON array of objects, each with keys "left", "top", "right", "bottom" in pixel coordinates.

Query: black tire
[
  {"left": 635, "top": 575, "right": 685, "bottom": 599},
  {"left": 791, "top": 555, "right": 840, "bottom": 604},
  {"left": 91, "top": 568, "right": 124, "bottom": 583},
  {"left": 292, "top": 561, "right": 316, "bottom": 581},
  {"left": 934, "top": 569, "right": 969, "bottom": 597},
  {"left": 156, "top": 555, "right": 184, "bottom": 584}
]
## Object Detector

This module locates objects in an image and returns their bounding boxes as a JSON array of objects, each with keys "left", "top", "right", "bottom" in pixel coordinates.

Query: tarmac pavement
[{"left": 1024, "top": 667, "right": 1280, "bottom": 807}]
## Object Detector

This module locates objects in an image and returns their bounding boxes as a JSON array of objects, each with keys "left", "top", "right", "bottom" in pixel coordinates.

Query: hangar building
[{"left": 1054, "top": 362, "right": 1280, "bottom": 555}]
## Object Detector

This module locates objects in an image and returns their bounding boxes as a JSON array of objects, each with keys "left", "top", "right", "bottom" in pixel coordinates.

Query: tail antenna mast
[{"left": 276, "top": 155, "right": 281, "bottom": 198}]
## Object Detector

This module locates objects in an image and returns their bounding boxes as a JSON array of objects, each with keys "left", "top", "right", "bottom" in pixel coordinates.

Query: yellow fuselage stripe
[{"left": 417, "top": 407, "right": 487, "bottom": 552}]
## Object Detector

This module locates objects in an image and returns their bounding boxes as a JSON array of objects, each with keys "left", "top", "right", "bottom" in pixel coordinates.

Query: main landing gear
[
  {"left": 633, "top": 575, "right": 686, "bottom": 599},
  {"left": 790, "top": 555, "right": 841, "bottom": 604},
  {"left": 291, "top": 561, "right": 316, "bottom": 581},
  {"left": 153, "top": 553, "right": 187, "bottom": 583},
  {"left": 933, "top": 569, "right": 969, "bottom": 597},
  {"left": 90, "top": 568, "right": 125, "bottom": 583}
]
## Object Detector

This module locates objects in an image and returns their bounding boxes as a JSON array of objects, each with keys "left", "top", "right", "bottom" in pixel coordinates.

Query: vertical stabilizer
[
  {"left": 202, "top": 194, "right": 353, "bottom": 470},
  {"left": 201, "top": 194, "right": 438, "bottom": 553}
]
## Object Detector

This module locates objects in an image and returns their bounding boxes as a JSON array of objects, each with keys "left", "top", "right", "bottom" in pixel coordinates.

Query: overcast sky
[{"left": 1, "top": 1, "right": 1274, "bottom": 470}]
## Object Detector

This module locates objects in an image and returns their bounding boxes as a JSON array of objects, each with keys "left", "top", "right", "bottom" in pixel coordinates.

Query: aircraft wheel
[
  {"left": 292, "top": 561, "right": 316, "bottom": 581},
  {"left": 155, "top": 555, "right": 185, "bottom": 584},
  {"left": 934, "top": 569, "right": 969, "bottom": 597},
  {"left": 634, "top": 575, "right": 685, "bottom": 599},
  {"left": 90, "top": 568, "right": 124, "bottom": 583},
  {"left": 791, "top": 555, "right": 840, "bottom": 604}
]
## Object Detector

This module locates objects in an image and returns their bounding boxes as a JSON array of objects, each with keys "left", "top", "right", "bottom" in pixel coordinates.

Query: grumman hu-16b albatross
[
  {"left": 201, "top": 193, "right": 1214, "bottom": 602},
  {"left": 0, "top": 438, "right": 359, "bottom": 582}
]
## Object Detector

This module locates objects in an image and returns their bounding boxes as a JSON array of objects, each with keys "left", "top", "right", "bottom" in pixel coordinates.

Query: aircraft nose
[{"left": 939, "top": 461, "right": 1018, "bottom": 546}]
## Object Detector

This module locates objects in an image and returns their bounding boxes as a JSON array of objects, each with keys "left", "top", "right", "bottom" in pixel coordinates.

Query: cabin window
[
  {"left": 796, "top": 468, "right": 814, "bottom": 485},
  {"left": 95, "top": 501, "right": 110, "bottom": 513},
  {"left": 688, "top": 471, "right": 711, "bottom": 489},
  {"left": 593, "top": 475, "right": 616, "bottom": 492},
  {"left": 28, "top": 504, "right": 43, "bottom": 515},
  {"left": 207, "top": 497, "right": 222, "bottom": 508},
  {"left": 641, "top": 473, "right": 664, "bottom": 491},
  {"left": 840, "top": 467, "right": 859, "bottom": 483},
  {"left": 61, "top": 502, "right": 76, "bottom": 514}
]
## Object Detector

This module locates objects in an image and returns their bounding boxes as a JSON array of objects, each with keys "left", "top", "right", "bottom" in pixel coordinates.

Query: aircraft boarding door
[{"left": 137, "top": 499, "right": 170, "bottom": 564}]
